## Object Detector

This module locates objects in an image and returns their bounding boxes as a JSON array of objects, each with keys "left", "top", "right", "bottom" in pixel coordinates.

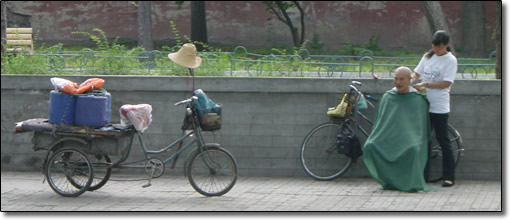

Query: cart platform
[
  {"left": 15, "top": 118, "right": 134, "bottom": 155},
  {"left": 15, "top": 118, "right": 133, "bottom": 137}
]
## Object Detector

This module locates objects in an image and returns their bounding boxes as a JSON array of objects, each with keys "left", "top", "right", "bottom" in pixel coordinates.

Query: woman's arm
[
  {"left": 414, "top": 81, "right": 452, "bottom": 89},
  {"left": 425, "top": 81, "right": 452, "bottom": 89},
  {"left": 412, "top": 72, "right": 452, "bottom": 89}
]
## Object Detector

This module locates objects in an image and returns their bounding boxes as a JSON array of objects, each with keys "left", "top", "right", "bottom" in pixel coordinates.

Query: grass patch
[{"left": 1, "top": 27, "right": 496, "bottom": 77}]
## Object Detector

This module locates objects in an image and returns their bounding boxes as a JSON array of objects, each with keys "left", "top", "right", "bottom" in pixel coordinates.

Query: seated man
[{"left": 362, "top": 66, "right": 432, "bottom": 192}]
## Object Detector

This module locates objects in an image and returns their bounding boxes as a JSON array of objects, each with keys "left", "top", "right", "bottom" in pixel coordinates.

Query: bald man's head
[
  {"left": 395, "top": 66, "right": 412, "bottom": 78},
  {"left": 394, "top": 66, "right": 412, "bottom": 94}
]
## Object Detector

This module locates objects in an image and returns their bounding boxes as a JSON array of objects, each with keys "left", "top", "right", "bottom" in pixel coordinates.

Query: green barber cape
[{"left": 362, "top": 89, "right": 432, "bottom": 192}]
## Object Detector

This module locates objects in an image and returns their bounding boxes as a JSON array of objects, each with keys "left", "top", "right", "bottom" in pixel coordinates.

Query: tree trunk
[
  {"left": 137, "top": 1, "right": 153, "bottom": 51},
  {"left": 273, "top": 2, "right": 298, "bottom": 47},
  {"left": 191, "top": 1, "right": 207, "bottom": 51},
  {"left": 462, "top": 1, "right": 486, "bottom": 58},
  {"left": 265, "top": 1, "right": 306, "bottom": 48},
  {"left": 294, "top": 1, "right": 305, "bottom": 46},
  {"left": 1, "top": 1, "right": 7, "bottom": 53},
  {"left": 495, "top": 2, "right": 501, "bottom": 79},
  {"left": 279, "top": 2, "right": 304, "bottom": 48},
  {"left": 422, "top": 1, "right": 455, "bottom": 53}
]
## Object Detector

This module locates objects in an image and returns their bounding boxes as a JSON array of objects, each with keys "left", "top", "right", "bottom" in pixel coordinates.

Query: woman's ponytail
[{"left": 425, "top": 49, "right": 434, "bottom": 59}]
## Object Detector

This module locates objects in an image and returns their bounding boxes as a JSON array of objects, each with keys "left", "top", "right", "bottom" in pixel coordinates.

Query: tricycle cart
[{"left": 15, "top": 91, "right": 238, "bottom": 197}]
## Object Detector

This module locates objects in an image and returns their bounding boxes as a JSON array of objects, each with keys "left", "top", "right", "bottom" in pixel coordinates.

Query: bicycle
[
  {"left": 16, "top": 89, "right": 238, "bottom": 197},
  {"left": 300, "top": 81, "right": 464, "bottom": 181}
]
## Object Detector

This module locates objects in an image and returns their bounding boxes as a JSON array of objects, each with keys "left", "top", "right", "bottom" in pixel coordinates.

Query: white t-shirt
[{"left": 414, "top": 52, "right": 457, "bottom": 113}]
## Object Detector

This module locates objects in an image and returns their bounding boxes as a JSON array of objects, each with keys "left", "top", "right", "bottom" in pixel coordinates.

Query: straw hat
[{"left": 168, "top": 43, "right": 202, "bottom": 68}]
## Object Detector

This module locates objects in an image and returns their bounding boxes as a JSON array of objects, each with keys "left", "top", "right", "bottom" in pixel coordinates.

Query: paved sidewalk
[{"left": 1, "top": 171, "right": 501, "bottom": 211}]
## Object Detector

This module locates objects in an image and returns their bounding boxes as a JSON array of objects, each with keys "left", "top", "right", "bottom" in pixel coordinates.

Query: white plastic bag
[
  {"left": 50, "top": 77, "right": 78, "bottom": 94},
  {"left": 120, "top": 104, "right": 152, "bottom": 133},
  {"left": 357, "top": 95, "right": 368, "bottom": 110}
]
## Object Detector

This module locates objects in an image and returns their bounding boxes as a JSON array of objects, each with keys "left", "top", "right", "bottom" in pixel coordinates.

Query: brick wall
[
  {"left": 1, "top": 75, "right": 502, "bottom": 180},
  {"left": 4, "top": 1, "right": 499, "bottom": 51}
]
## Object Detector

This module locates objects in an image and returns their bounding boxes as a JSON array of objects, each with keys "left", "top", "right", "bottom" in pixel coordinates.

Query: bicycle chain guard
[{"left": 144, "top": 158, "right": 164, "bottom": 179}]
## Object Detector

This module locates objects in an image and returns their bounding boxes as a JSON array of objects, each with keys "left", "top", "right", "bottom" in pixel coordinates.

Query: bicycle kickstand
[{"left": 143, "top": 165, "right": 156, "bottom": 188}]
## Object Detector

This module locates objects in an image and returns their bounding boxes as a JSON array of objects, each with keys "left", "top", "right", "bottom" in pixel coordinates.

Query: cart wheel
[
  {"left": 88, "top": 154, "right": 112, "bottom": 191},
  {"left": 69, "top": 154, "right": 112, "bottom": 191},
  {"left": 45, "top": 147, "right": 94, "bottom": 197}
]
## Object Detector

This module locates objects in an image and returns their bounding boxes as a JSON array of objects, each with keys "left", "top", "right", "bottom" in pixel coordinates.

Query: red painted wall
[{"left": 5, "top": 1, "right": 499, "bottom": 53}]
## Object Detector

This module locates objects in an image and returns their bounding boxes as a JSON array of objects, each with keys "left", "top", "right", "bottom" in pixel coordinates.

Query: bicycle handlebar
[
  {"left": 174, "top": 99, "right": 191, "bottom": 106},
  {"left": 350, "top": 81, "right": 378, "bottom": 103},
  {"left": 174, "top": 96, "right": 198, "bottom": 106},
  {"left": 351, "top": 81, "right": 362, "bottom": 86},
  {"left": 366, "top": 95, "right": 378, "bottom": 102}
]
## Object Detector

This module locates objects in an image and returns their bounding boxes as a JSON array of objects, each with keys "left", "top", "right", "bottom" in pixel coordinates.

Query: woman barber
[{"left": 412, "top": 30, "right": 457, "bottom": 187}]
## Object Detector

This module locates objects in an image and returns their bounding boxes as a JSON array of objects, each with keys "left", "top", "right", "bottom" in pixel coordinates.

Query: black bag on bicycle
[
  {"left": 180, "top": 109, "right": 222, "bottom": 131},
  {"left": 336, "top": 133, "right": 362, "bottom": 160}
]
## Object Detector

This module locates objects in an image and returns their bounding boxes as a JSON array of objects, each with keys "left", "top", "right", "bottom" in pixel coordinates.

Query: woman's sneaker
[{"left": 442, "top": 180, "right": 455, "bottom": 187}]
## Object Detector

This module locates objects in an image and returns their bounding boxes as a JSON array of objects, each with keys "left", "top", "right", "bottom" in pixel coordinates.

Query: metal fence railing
[{"left": 2, "top": 46, "right": 497, "bottom": 79}]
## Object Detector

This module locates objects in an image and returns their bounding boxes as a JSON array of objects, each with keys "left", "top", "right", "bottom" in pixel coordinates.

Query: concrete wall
[
  {"left": 1, "top": 75, "right": 502, "bottom": 180},
  {"left": 4, "top": 1, "right": 499, "bottom": 51}
]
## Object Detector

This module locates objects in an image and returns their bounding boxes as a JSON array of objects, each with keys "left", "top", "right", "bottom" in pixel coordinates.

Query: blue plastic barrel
[
  {"left": 87, "top": 89, "right": 111, "bottom": 124},
  {"left": 74, "top": 95, "right": 109, "bottom": 127},
  {"left": 48, "top": 90, "right": 76, "bottom": 125}
]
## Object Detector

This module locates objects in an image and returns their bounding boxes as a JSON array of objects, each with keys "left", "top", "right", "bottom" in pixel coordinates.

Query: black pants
[{"left": 425, "top": 113, "right": 456, "bottom": 181}]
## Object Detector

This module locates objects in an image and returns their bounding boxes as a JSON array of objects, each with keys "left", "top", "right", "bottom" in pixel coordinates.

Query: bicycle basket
[
  {"left": 199, "top": 111, "right": 221, "bottom": 131},
  {"left": 327, "top": 93, "right": 349, "bottom": 118},
  {"left": 193, "top": 89, "right": 222, "bottom": 131}
]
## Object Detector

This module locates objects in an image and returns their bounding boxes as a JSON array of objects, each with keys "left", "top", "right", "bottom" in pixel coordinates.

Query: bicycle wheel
[
  {"left": 68, "top": 154, "right": 112, "bottom": 191},
  {"left": 186, "top": 145, "right": 238, "bottom": 197},
  {"left": 45, "top": 147, "right": 94, "bottom": 197},
  {"left": 300, "top": 121, "right": 353, "bottom": 181},
  {"left": 427, "top": 125, "right": 463, "bottom": 182}
]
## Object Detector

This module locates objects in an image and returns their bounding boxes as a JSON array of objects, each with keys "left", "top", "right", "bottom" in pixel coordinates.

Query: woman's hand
[
  {"left": 413, "top": 82, "right": 427, "bottom": 90},
  {"left": 413, "top": 82, "right": 428, "bottom": 94}
]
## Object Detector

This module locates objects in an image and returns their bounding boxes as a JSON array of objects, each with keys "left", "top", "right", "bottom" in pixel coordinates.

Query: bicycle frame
[
  {"left": 110, "top": 101, "right": 208, "bottom": 169},
  {"left": 136, "top": 129, "right": 201, "bottom": 164}
]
